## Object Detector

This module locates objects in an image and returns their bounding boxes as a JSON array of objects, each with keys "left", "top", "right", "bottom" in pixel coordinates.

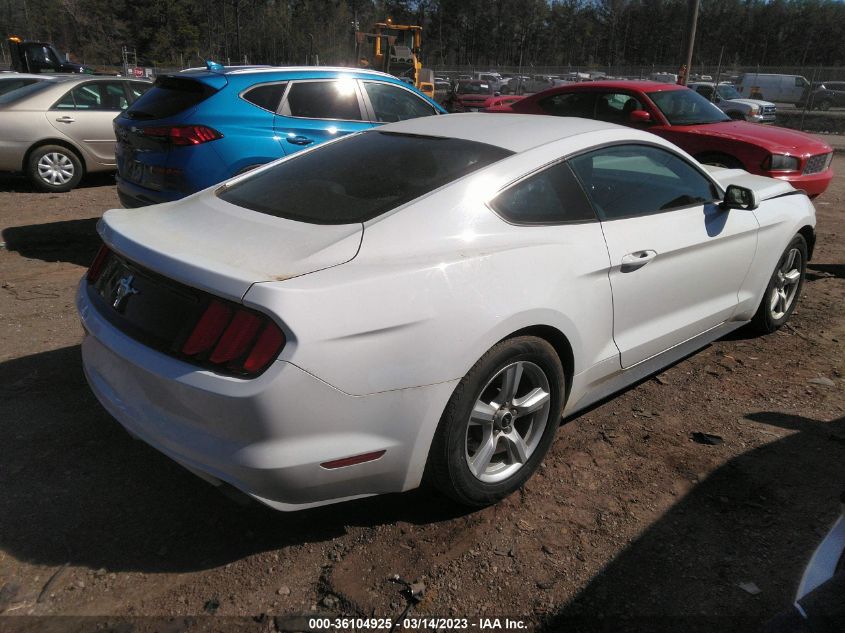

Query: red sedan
[
  {"left": 488, "top": 80, "right": 833, "bottom": 196},
  {"left": 447, "top": 80, "right": 496, "bottom": 112}
]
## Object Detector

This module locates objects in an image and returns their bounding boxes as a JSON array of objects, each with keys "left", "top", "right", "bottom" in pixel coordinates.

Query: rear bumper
[
  {"left": 116, "top": 176, "right": 183, "bottom": 208},
  {"left": 77, "top": 281, "right": 456, "bottom": 510}
]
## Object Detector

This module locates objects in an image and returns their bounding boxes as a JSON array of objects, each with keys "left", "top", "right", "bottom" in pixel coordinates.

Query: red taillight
[
  {"left": 209, "top": 311, "right": 263, "bottom": 364},
  {"left": 243, "top": 325, "right": 287, "bottom": 374},
  {"left": 181, "top": 301, "right": 286, "bottom": 375},
  {"left": 181, "top": 300, "right": 233, "bottom": 355},
  {"left": 87, "top": 244, "right": 111, "bottom": 283},
  {"left": 142, "top": 125, "right": 223, "bottom": 146}
]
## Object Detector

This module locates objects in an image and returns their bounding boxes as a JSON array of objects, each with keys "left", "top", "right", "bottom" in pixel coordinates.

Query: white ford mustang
[{"left": 77, "top": 114, "right": 816, "bottom": 510}]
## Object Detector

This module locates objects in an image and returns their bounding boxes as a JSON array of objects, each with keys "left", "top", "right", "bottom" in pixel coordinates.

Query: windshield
[
  {"left": 458, "top": 82, "right": 491, "bottom": 95},
  {"left": 217, "top": 131, "right": 513, "bottom": 224},
  {"left": 648, "top": 89, "right": 730, "bottom": 125},
  {"left": 717, "top": 85, "right": 741, "bottom": 100}
]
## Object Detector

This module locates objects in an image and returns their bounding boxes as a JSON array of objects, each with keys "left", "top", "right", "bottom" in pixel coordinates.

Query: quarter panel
[{"left": 244, "top": 173, "right": 617, "bottom": 396}]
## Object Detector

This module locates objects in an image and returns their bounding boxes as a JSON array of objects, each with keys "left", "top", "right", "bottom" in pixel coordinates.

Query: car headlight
[
  {"left": 748, "top": 105, "right": 760, "bottom": 115},
  {"left": 767, "top": 154, "right": 800, "bottom": 171}
]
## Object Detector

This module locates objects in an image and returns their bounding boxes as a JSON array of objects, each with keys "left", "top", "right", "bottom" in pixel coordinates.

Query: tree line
[{"left": 2, "top": 0, "right": 844, "bottom": 71}]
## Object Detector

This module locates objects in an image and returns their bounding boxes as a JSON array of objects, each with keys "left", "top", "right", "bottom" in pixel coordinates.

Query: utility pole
[{"left": 681, "top": 0, "right": 699, "bottom": 85}]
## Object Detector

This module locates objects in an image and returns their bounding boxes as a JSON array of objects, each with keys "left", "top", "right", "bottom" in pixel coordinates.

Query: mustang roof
[{"left": 379, "top": 113, "right": 622, "bottom": 153}]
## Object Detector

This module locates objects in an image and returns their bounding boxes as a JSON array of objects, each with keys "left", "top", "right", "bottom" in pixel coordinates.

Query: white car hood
[
  {"left": 725, "top": 98, "right": 776, "bottom": 108},
  {"left": 98, "top": 191, "right": 363, "bottom": 301},
  {"left": 704, "top": 165, "right": 797, "bottom": 200}
]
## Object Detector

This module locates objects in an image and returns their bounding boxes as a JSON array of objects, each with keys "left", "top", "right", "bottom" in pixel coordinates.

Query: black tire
[
  {"left": 726, "top": 110, "right": 745, "bottom": 121},
  {"left": 27, "top": 144, "right": 83, "bottom": 193},
  {"left": 427, "top": 336, "right": 565, "bottom": 506},
  {"left": 818, "top": 99, "right": 832, "bottom": 111},
  {"left": 750, "top": 234, "right": 808, "bottom": 334},
  {"left": 697, "top": 153, "right": 744, "bottom": 169}
]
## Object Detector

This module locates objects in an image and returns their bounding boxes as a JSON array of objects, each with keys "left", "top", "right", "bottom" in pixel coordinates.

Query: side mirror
[
  {"left": 722, "top": 184, "right": 759, "bottom": 210},
  {"left": 628, "top": 110, "right": 651, "bottom": 124},
  {"left": 494, "top": 91, "right": 501, "bottom": 97}
]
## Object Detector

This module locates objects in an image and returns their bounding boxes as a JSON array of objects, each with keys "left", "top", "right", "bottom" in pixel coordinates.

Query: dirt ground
[{"left": 0, "top": 162, "right": 843, "bottom": 633}]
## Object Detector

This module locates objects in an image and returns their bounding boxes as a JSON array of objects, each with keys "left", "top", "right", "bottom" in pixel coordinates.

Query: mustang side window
[
  {"left": 490, "top": 161, "right": 595, "bottom": 225},
  {"left": 569, "top": 144, "right": 719, "bottom": 220}
]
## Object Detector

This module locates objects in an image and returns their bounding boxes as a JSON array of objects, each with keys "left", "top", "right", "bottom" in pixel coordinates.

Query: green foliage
[{"left": 1, "top": 0, "right": 843, "bottom": 68}]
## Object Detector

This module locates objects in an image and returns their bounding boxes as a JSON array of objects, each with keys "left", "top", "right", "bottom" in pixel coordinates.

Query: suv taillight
[
  {"left": 181, "top": 300, "right": 286, "bottom": 376},
  {"left": 142, "top": 125, "right": 223, "bottom": 146}
]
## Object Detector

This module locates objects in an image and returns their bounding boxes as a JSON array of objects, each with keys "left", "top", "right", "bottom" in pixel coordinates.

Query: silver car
[{"left": 0, "top": 75, "right": 151, "bottom": 192}]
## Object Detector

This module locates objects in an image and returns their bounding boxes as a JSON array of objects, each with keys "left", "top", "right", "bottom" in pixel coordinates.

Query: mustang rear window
[{"left": 217, "top": 132, "right": 513, "bottom": 224}]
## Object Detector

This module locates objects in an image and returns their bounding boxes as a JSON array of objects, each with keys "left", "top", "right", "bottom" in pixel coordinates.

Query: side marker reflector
[{"left": 320, "top": 450, "right": 387, "bottom": 470}]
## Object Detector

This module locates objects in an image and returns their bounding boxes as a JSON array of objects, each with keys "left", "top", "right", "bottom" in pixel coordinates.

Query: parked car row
[{"left": 0, "top": 67, "right": 833, "bottom": 200}]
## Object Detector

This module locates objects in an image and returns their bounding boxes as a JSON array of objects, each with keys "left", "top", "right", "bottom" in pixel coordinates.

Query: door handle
[
  {"left": 286, "top": 135, "right": 313, "bottom": 146},
  {"left": 55, "top": 116, "right": 76, "bottom": 123},
  {"left": 620, "top": 250, "right": 657, "bottom": 272}
]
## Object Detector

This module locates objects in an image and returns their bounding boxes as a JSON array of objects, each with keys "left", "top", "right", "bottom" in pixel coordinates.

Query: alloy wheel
[
  {"left": 464, "top": 361, "right": 552, "bottom": 483},
  {"left": 769, "top": 247, "right": 803, "bottom": 320}
]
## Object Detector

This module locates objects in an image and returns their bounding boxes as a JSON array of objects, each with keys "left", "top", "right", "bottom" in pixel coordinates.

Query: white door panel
[{"left": 602, "top": 203, "right": 758, "bottom": 367}]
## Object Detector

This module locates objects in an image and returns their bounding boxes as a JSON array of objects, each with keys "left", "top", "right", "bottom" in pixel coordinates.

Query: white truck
[{"left": 689, "top": 82, "right": 776, "bottom": 124}]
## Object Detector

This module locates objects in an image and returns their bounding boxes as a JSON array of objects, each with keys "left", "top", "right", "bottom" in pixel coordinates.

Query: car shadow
[
  {"left": 0, "top": 345, "right": 473, "bottom": 574},
  {"left": 2, "top": 218, "right": 101, "bottom": 267},
  {"left": 807, "top": 263, "right": 845, "bottom": 281},
  {"left": 538, "top": 412, "right": 845, "bottom": 632},
  {"left": 0, "top": 172, "right": 115, "bottom": 193}
]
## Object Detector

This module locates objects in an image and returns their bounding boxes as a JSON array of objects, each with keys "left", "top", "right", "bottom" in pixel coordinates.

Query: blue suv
[{"left": 114, "top": 65, "right": 446, "bottom": 207}]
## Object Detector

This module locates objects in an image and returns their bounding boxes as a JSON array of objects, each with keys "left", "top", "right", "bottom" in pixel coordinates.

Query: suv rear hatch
[{"left": 114, "top": 73, "right": 226, "bottom": 194}]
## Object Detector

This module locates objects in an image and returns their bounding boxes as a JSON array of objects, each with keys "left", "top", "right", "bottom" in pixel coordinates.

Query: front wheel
[
  {"left": 27, "top": 144, "right": 83, "bottom": 192},
  {"left": 427, "top": 336, "right": 564, "bottom": 506},
  {"left": 750, "top": 234, "right": 807, "bottom": 334}
]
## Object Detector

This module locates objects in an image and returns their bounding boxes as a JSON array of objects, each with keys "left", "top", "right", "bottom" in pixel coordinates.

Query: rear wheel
[
  {"left": 428, "top": 336, "right": 564, "bottom": 506},
  {"left": 750, "top": 234, "right": 807, "bottom": 334},
  {"left": 27, "top": 144, "right": 83, "bottom": 193}
]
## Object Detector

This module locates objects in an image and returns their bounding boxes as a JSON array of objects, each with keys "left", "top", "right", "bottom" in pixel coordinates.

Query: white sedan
[{"left": 77, "top": 114, "right": 816, "bottom": 510}]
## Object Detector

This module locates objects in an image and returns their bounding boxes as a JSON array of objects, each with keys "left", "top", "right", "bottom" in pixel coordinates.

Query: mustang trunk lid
[{"left": 98, "top": 191, "right": 363, "bottom": 301}]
